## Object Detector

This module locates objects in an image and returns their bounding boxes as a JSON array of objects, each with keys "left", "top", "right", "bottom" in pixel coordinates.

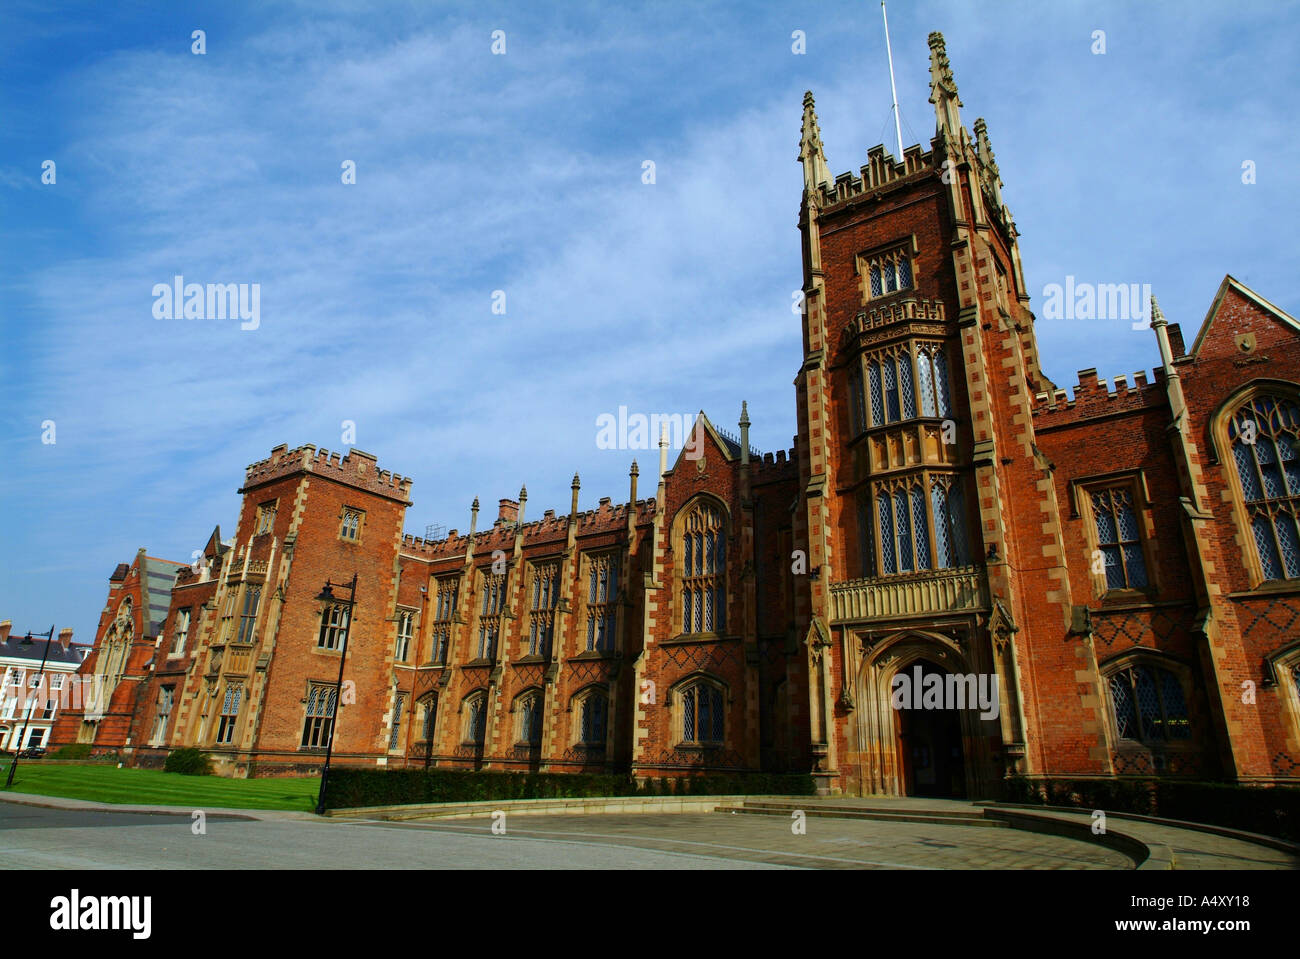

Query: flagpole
[{"left": 881, "top": 1, "right": 905, "bottom": 161}]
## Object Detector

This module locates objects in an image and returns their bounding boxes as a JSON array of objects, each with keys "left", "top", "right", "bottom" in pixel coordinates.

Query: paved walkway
[{"left": 2, "top": 791, "right": 1294, "bottom": 869}]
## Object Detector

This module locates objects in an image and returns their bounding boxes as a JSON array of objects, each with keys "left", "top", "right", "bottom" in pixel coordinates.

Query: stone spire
[
  {"left": 928, "top": 32, "right": 962, "bottom": 136},
  {"left": 1149, "top": 295, "right": 1167, "bottom": 328},
  {"left": 972, "top": 117, "right": 1004, "bottom": 209},
  {"left": 739, "top": 400, "right": 751, "bottom": 467},
  {"left": 799, "top": 91, "right": 832, "bottom": 196}
]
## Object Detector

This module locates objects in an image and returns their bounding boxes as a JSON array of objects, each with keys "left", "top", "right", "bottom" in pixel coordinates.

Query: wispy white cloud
[{"left": 2, "top": 0, "right": 1298, "bottom": 643}]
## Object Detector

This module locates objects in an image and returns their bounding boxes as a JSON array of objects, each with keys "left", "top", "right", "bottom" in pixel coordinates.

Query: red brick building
[{"left": 52, "top": 33, "right": 1300, "bottom": 796}]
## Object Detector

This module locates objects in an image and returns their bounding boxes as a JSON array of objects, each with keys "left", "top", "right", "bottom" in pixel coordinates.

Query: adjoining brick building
[{"left": 52, "top": 33, "right": 1300, "bottom": 795}]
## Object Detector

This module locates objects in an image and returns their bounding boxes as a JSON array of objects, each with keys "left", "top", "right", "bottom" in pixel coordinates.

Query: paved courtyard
[{"left": 4, "top": 794, "right": 1293, "bottom": 869}]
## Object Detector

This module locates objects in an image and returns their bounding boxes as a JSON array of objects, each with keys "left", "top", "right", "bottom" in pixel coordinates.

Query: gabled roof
[
  {"left": 666, "top": 411, "right": 743, "bottom": 474},
  {"left": 1187, "top": 274, "right": 1300, "bottom": 359},
  {"left": 202, "top": 525, "right": 228, "bottom": 559}
]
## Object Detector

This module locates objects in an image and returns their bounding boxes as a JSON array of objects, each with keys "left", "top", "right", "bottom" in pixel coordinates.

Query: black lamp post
[
  {"left": 314, "top": 575, "right": 357, "bottom": 815},
  {"left": 5, "top": 624, "right": 56, "bottom": 788}
]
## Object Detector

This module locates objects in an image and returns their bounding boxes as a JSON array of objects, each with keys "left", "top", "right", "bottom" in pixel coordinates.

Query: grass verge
[{"left": 0, "top": 761, "right": 318, "bottom": 812}]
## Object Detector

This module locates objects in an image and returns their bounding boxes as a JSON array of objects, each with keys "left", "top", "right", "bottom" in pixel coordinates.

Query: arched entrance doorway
[
  {"left": 851, "top": 629, "right": 998, "bottom": 798},
  {"left": 896, "top": 659, "right": 965, "bottom": 798}
]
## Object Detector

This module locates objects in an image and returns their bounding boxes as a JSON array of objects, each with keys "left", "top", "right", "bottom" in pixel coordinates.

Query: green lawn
[{"left": 0, "top": 761, "right": 319, "bottom": 811}]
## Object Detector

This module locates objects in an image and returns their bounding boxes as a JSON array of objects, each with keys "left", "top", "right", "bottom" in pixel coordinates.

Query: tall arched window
[
  {"left": 527, "top": 564, "right": 559, "bottom": 657},
  {"left": 576, "top": 689, "right": 609, "bottom": 746},
  {"left": 477, "top": 572, "right": 506, "bottom": 659},
  {"left": 93, "top": 601, "right": 133, "bottom": 711},
  {"left": 916, "top": 344, "right": 952, "bottom": 418},
  {"left": 417, "top": 692, "right": 438, "bottom": 741},
  {"left": 585, "top": 553, "right": 620, "bottom": 652},
  {"left": 462, "top": 691, "right": 487, "bottom": 745},
  {"left": 679, "top": 678, "right": 725, "bottom": 746},
  {"left": 516, "top": 690, "right": 542, "bottom": 745},
  {"left": 930, "top": 475, "right": 971, "bottom": 569},
  {"left": 1227, "top": 394, "right": 1300, "bottom": 581},
  {"left": 865, "top": 348, "right": 916, "bottom": 427},
  {"left": 680, "top": 500, "right": 726, "bottom": 634}
]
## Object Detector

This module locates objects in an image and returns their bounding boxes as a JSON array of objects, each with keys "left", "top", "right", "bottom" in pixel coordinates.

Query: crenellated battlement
[
  {"left": 399, "top": 497, "right": 658, "bottom": 559},
  {"left": 818, "top": 142, "right": 934, "bottom": 207},
  {"left": 755, "top": 445, "right": 799, "bottom": 479},
  {"left": 242, "top": 442, "right": 412, "bottom": 502},
  {"left": 1031, "top": 366, "right": 1167, "bottom": 425}
]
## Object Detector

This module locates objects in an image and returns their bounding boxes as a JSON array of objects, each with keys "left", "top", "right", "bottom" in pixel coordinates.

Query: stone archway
[
  {"left": 851, "top": 629, "right": 999, "bottom": 798},
  {"left": 896, "top": 659, "right": 965, "bottom": 797}
]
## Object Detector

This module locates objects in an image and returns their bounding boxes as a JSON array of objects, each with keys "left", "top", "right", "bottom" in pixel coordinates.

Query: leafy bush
[
  {"left": 163, "top": 748, "right": 213, "bottom": 776},
  {"left": 1004, "top": 776, "right": 1299, "bottom": 841},
  {"left": 1156, "top": 781, "right": 1300, "bottom": 842},
  {"left": 321, "top": 768, "right": 815, "bottom": 811}
]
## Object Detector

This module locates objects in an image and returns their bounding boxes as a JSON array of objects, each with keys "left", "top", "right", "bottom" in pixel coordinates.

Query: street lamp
[
  {"left": 314, "top": 575, "right": 357, "bottom": 815},
  {"left": 4, "top": 624, "right": 56, "bottom": 788}
]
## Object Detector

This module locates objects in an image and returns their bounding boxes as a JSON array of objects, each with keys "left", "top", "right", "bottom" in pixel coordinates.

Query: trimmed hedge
[
  {"left": 163, "top": 748, "right": 214, "bottom": 776},
  {"left": 322, "top": 768, "right": 815, "bottom": 811},
  {"left": 1005, "top": 777, "right": 1300, "bottom": 842},
  {"left": 48, "top": 743, "right": 93, "bottom": 760}
]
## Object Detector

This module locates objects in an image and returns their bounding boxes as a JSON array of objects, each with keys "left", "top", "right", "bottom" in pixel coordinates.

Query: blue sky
[{"left": 2, "top": 0, "right": 1297, "bottom": 645}]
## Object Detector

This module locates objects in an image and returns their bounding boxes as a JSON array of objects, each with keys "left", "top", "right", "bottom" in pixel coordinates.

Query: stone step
[
  {"left": 733, "top": 799, "right": 991, "bottom": 820},
  {"left": 714, "top": 803, "right": 1007, "bottom": 828}
]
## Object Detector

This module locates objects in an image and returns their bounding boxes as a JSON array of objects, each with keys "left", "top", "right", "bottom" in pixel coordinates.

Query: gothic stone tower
[{"left": 797, "top": 33, "right": 1111, "bottom": 797}]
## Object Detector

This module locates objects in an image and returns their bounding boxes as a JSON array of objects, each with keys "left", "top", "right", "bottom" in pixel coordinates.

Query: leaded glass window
[
  {"left": 318, "top": 603, "right": 350, "bottom": 650},
  {"left": 579, "top": 691, "right": 608, "bottom": 745},
  {"left": 340, "top": 508, "right": 363, "bottom": 541},
  {"left": 216, "top": 683, "right": 243, "bottom": 745},
  {"left": 150, "top": 686, "right": 174, "bottom": 745},
  {"left": 681, "top": 502, "right": 726, "bottom": 634},
  {"left": 464, "top": 692, "right": 487, "bottom": 745},
  {"left": 930, "top": 475, "right": 971, "bottom": 569},
  {"left": 868, "top": 360, "right": 884, "bottom": 426},
  {"left": 864, "top": 248, "right": 914, "bottom": 300},
  {"left": 586, "top": 553, "right": 620, "bottom": 651},
  {"left": 389, "top": 693, "right": 406, "bottom": 750},
  {"left": 528, "top": 564, "right": 560, "bottom": 657},
  {"left": 394, "top": 610, "right": 414, "bottom": 662},
  {"left": 1108, "top": 665, "right": 1191, "bottom": 744},
  {"left": 917, "top": 344, "right": 952, "bottom": 417},
  {"left": 863, "top": 347, "right": 917, "bottom": 427},
  {"left": 681, "top": 681, "right": 724, "bottom": 745},
  {"left": 517, "top": 691, "right": 542, "bottom": 744},
  {"left": 884, "top": 358, "right": 900, "bottom": 422},
  {"left": 418, "top": 693, "right": 437, "bottom": 741},
  {"left": 477, "top": 572, "right": 506, "bottom": 660},
  {"left": 1091, "top": 487, "right": 1148, "bottom": 589},
  {"left": 431, "top": 578, "right": 457, "bottom": 663},
  {"left": 877, "top": 482, "right": 931, "bottom": 575},
  {"left": 301, "top": 682, "right": 336, "bottom": 748},
  {"left": 1228, "top": 395, "right": 1300, "bottom": 581}
]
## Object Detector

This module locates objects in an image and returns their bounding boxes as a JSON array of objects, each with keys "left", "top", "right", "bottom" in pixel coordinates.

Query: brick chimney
[
  {"left": 1167, "top": 323, "right": 1185, "bottom": 358},
  {"left": 58, "top": 628, "right": 74, "bottom": 651},
  {"left": 0, "top": 620, "right": 10, "bottom": 644},
  {"left": 498, "top": 498, "right": 519, "bottom": 523}
]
